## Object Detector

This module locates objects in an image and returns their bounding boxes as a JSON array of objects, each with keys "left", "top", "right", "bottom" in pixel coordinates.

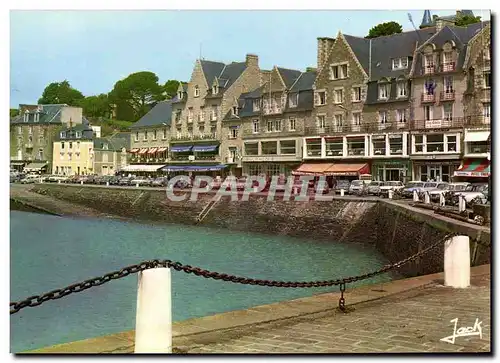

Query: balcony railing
[
  {"left": 421, "top": 93, "right": 436, "bottom": 103},
  {"left": 465, "top": 116, "right": 490, "bottom": 127},
  {"left": 423, "top": 64, "right": 435, "bottom": 74},
  {"left": 466, "top": 145, "right": 489, "bottom": 154},
  {"left": 170, "top": 133, "right": 217, "bottom": 143},
  {"left": 441, "top": 62, "right": 456, "bottom": 72},
  {"left": 346, "top": 148, "right": 366, "bottom": 156},
  {"left": 440, "top": 91, "right": 455, "bottom": 101},
  {"left": 410, "top": 117, "right": 465, "bottom": 130},
  {"left": 325, "top": 149, "right": 344, "bottom": 157},
  {"left": 373, "top": 147, "right": 386, "bottom": 156},
  {"left": 305, "top": 122, "right": 409, "bottom": 136}
]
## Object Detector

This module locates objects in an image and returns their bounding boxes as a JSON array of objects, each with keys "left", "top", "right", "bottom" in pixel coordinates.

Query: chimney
[
  {"left": 306, "top": 67, "right": 317, "bottom": 72},
  {"left": 245, "top": 54, "right": 259, "bottom": 68}
]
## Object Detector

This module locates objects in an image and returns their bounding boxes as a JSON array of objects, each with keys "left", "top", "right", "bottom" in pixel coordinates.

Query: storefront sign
[{"left": 454, "top": 171, "right": 489, "bottom": 177}]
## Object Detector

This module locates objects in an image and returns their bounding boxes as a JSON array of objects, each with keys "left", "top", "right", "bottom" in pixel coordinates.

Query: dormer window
[
  {"left": 378, "top": 83, "right": 389, "bottom": 100},
  {"left": 194, "top": 85, "right": 200, "bottom": 97},
  {"left": 232, "top": 106, "right": 238, "bottom": 116},
  {"left": 212, "top": 85, "right": 219, "bottom": 95},
  {"left": 60, "top": 131, "right": 66, "bottom": 139},
  {"left": 253, "top": 99, "right": 260, "bottom": 112},
  {"left": 392, "top": 57, "right": 409, "bottom": 70},
  {"left": 75, "top": 131, "right": 82, "bottom": 138},
  {"left": 23, "top": 110, "right": 29, "bottom": 122},
  {"left": 34, "top": 111, "right": 40, "bottom": 123},
  {"left": 397, "top": 82, "right": 407, "bottom": 98},
  {"left": 177, "top": 91, "right": 183, "bottom": 100},
  {"left": 289, "top": 93, "right": 298, "bottom": 108},
  {"left": 103, "top": 143, "right": 109, "bottom": 150}
]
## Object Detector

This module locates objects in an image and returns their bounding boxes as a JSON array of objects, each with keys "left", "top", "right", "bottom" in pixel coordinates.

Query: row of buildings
[{"left": 10, "top": 10, "right": 491, "bottom": 183}]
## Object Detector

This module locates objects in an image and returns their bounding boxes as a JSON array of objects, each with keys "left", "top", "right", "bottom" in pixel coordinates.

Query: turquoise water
[{"left": 10, "top": 210, "right": 393, "bottom": 352}]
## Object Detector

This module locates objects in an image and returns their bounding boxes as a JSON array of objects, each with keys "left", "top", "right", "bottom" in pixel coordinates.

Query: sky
[{"left": 9, "top": 9, "right": 491, "bottom": 108}]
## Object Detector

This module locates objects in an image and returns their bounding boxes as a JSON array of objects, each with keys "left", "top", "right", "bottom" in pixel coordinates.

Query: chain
[{"left": 10, "top": 234, "right": 456, "bottom": 315}]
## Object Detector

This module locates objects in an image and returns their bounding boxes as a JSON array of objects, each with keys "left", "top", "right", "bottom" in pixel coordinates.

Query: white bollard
[
  {"left": 388, "top": 190, "right": 394, "bottom": 199},
  {"left": 80, "top": 180, "right": 84, "bottom": 185},
  {"left": 444, "top": 235, "right": 470, "bottom": 288},
  {"left": 58, "top": 180, "right": 61, "bottom": 184},
  {"left": 136, "top": 183, "right": 139, "bottom": 188},
  {"left": 413, "top": 190, "right": 419, "bottom": 202},
  {"left": 40, "top": 177, "right": 43, "bottom": 184},
  {"left": 458, "top": 196, "right": 466, "bottom": 212},
  {"left": 135, "top": 267, "right": 172, "bottom": 353},
  {"left": 440, "top": 193, "right": 446, "bottom": 207},
  {"left": 424, "top": 191, "right": 430, "bottom": 204},
  {"left": 106, "top": 181, "right": 110, "bottom": 187},
  {"left": 340, "top": 189, "right": 345, "bottom": 197}
]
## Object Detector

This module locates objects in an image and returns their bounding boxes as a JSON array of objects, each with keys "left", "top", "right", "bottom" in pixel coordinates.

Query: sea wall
[{"left": 26, "top": 184, "right": 491, "bottom": 277}]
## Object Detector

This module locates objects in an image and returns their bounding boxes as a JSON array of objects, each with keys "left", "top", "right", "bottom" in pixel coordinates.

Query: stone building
[{"left": 10, "top": 104, "right": 84, "bottom": 173}]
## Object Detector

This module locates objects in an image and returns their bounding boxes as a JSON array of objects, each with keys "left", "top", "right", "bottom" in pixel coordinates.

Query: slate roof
[
  {"left": 290, "top": 70, "right": 317, "bottom": 92},
  {"left": 276, "top": 67, "right": 302, "bottom": 89},
  {"left": 129, "top": 101, "right": 172, "bottom": 129},
  {"left": 93, "top": 132, "right": 130, "bottom": 151},
  {"left": 200, "top": 60, "right": 226, "bottom": 86},
  {"left": 10, "top": 104, "right": 67, "bottom": 125},
  {"left": 56, "top": 124, "right": 95, "bottom": 141}
]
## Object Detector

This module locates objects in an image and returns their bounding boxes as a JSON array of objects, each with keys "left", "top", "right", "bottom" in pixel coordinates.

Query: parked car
[
  {"left": 453, "top": 183, "right": 488, "bottom": 207},
  {"left": 20, "top": 174, "right": 41, "bottom": 184},
  {"left": 118, "top": 176, "right": 134, "bottom": 186},
  {"left": 130, "top": 177, "right": 153, "bottom": 187},
  {"left": 335, "top": 179, "right": 351, "bottom": 193},
  {"left": 418, "top": 182, "right": 449, "bottom": 199},
  {"left": 400, "top": 181, "right": 425, "bottom": 198},
  {"left": 348, "top": 180, "right": 368, "bottom": 195},
  {"left": 430, "top": 182, "right": 469, "bottom": 202},
  {"left": 366, "top": 181, "right": 384, "bottom": 196},
  {"left": 151, "top": 177, "right": 168, "bottom": 187},
  {"left": 380, "top": 181, "right": 405, "bottom": 197}
]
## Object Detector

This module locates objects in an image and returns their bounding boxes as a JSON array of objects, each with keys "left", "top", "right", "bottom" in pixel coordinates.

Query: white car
[
  {"left": 379, "top": 181, "right": 405, "bottom": 196},
  {"left": 454, "top": 184, "right": 488, "bottom": 205},
  {"left": 429, "top": 182, "right": 469, "bottom": 202}
]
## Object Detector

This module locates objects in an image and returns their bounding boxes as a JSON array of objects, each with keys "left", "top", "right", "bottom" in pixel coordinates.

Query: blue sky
[{"left": 9, "top": 9, "right": 490, "bottom": 108}]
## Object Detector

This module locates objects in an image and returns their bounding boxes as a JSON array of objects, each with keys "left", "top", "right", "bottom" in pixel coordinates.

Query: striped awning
[
  {"left": 292, "top": 163, "right": 334, "bottom": 176},
  {"left": 138, "top": 148, "right": 149, "bottom": 154},
  {"left": 24, "top": 162, "right": 48, "bottom": 171},
  {"left": 130, "top": 148, "right": 139, "bottom": 153},
  {"left": 157, "top": 147, "right": 167, "bottom": 153},
  {"left": 120, "top": 164, "right": 166, "bottom": 172},
  {"left": 148, "top": 148, "right": 158, "bottom": 154},
  {"left": 454, "top": 159, "right": 490, "bottom": 177}
]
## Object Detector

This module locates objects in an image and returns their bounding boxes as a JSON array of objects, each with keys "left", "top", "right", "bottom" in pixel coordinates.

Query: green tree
[
  {"left": 163, "top": 80, "right": 181, "bottom": 99},
  {"left": 10, "top": 108, "right": 19, "bottom": 118},
  {"left": 38, "top": 80, "right": 84, "bottom": 106},
  {"left": 366, "top": 21, "right": 403, "bottom": 39},
  {"left": 455, "top": 15, "right": 482, "bottom": 27},
  {"left": 109, "top": 71, "right": 164, "bottom": 121},
  {"left": 78, "top": 94, "right": 112, "bottom": 119}
]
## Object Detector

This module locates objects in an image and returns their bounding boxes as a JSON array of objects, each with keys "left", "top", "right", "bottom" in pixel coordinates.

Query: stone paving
[{"left": 185, "top": 273, "right": 490, "bottom": 354}]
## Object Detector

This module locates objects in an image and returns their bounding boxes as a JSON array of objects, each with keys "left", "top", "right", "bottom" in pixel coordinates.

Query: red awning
[
  {"left": 130, "top": 148, "right": 139, "bottom": 153},
  {"left": 292, "top": 163, "right": 334, "bottom": 176},
  {"left": 324, "top": 163, "right": 370, "bottom": 176},
  {"left": 148, "top": 147, "right": 158, "bottom": 154},
  {"left": 454, "top": 159, "right": 490, "bottom": 177},
  {"left": 138, "top": 148, "right": 149, "bottom": 154},
  {"left": 157, "top": 147, "right": 167, "bottom": 153}
]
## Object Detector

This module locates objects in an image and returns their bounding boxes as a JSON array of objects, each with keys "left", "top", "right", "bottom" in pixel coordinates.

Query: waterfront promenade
[{"left": 28, "top": 264, "right": 490, "bottom": 354}]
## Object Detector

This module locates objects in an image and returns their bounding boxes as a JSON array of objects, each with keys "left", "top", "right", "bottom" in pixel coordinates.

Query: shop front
[
  {"left": 161, "top": 164, "right": 228, "bottom": 178},
  {"left": 372, "top": 159, "right": 411, "bottom": 183},
  {"left": 292, "top": 162, "right": 370, "bottom": 186},
  {"left": 411, "top": 156, "right": 461, "bottom": 182},
  {"left": 453, "top": 158, "right": 490, "bottom": 180}
]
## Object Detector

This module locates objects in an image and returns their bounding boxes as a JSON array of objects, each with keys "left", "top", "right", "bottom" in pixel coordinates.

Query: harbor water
[{"left": 10, "top": 210, "right": 394, "bottom": 352}]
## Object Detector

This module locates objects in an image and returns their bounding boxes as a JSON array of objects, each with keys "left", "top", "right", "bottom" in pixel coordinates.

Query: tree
[
  {"left": 163, "top": 80, "right": 181, "bottom": 99},
  {"left": 78, "top": 94, "right": 112, "bottom": 119},
  {"left": 38, "top": 80, "right": 84, "bottom": 106},
  {"left": 455, "top": 15, "right": 482, "bottom": 27},
  {"left": 10, "top": 108, "right": 19, "bottom": 118},
  {"left": 109, "top": 71, "right": 164, "bottom": 121},
  {"left": 366, "top": 21, "right": 403, "bottom": 39}
]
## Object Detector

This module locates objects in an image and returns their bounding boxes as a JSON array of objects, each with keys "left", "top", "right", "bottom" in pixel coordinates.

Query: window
[
  {"left": 28, "top": 126, "right": 33, "bottom": 135},
  {"left": 427, "top": 134, "right": 444, "bottom": 152},
  {"left": 274, "top": 119, "right": 282, "bottom": 132},
  {"left": 306, "top": 138, "right": 322, "bottom": 156},
  {"left": 68, "top": 153, "right": 72, "bottom": 161},
  {"left": 162, "top": 128, "right": 167, "bottom": 139},
  {"left": 280, "top": 140, "right": 296, "bottom": 155},
  {"left": 325, "top": 138, "right": 343, "bottom": 156},
  {"left": 443, "top": 103, "right": 453, "bottom": 121},
  {"left": 389, "top": 135, "right": 403, "bottom": 155},
  {"left": 317, "top": 115, "right": 326, "bottom": 129},
  {"left": 483, "top": 103, "right": 491, "bottom": 118},
  {"left": 61, "top": 142, "right": 65, "bottom": 150},
  {"left": 188, "top": 108, "right": 193, "bottom": 122},
  {"left": 176, "top": 128, "right": 182, "bottom": 138},
  {"left": 253, "top": 99, "right": 260, "bottom": 111},
  {"left": 315, "top": 91, "right": 326, "bottom": 105},
  {"left": 379, "top": 111, "right": 388, "bottom": 124},
  {"left": 69, "top": 142, "right": 73, "bottom": 149},
  {"left": 446, "top": 135, "right": 457, "bottom": 152},
  {"left": 175, "top": 110, "right": 182, "bottom": 122},
  {"left": 397, "top": 82, "right": 407, "bottom": 97},
  {"left": 261, "top": 141, "right": 278, "bottom": 155},
  {"left": 396, "top": 109, "right": 407, "bottom": 123},
  {"left": 330, "top": 64, "right": 348, "bottom": 79},
  {"left": 230, "top": 128, "right": 238, "bottom": 139},
  {"left": 17, "top": 126, "right": 22, "bottom": 135},
  {"left": 23, "top": 112, "right": 28, "bottom": 122},
  {"left": 252, "top": 120, "right": 260, "bottom": 133},
  {"left": 194, "top": 85, "right": 200, "bottom": 97},
  {"left": 34, "top": 112, "right": 39, "bottom": 123},
  {"left": 289, "top": 117, "right": 296, "bottom": 131},
  {"left": 212, "top": 85, "right": 218, "bottom": 95},
  {"left": 352, "top": 87, "right": 361, "bottom": 102},
  {"left": 199, "top": 107, "right": 205, "bottom": 122},
  {"left": 211, "top": 106, "right": 218, "bottom": 121},
  {"left": 378, "top": 84, "right": 389, "bottom": 99},
  {"left": 392, "top": 57, "right": 408, "bottom": 70},
  {"left": 443, "top": 52, "right": 452, "bottom": 64},
  {"left": 347, "top": 137, "right": 365, "bottom": 156},
  {"left": 75, "top": 131, "right": 82, "bottom": 138},
  {"left": 231, "top": 106, "right": 238, "bottom": 116},
  {"left": 372, "top": 135, "right": 386, "bottom": 155},
  {"left": 244, "top": 143, "right": 259, "bottom": 156},
  {"left": 334, "top": 89, "right": 344, "bottom": 104},
  {"left": 76, "top": 141, "right": 80, "bottom": 150},
  {"left": 425, "top": 55, "right": 434, "bottom": 70},
  {"left": 444, "top": 76, "right": 453, "bottom": 93},
  {"left": 334, "top": 114, "right": 343, "bottom": 129},
  {"left": 152, "top": 130, "right": 157, "bottom": 140},
  {"left": 414, "top": 135, "right": 424, "bottom": 152},
  {"left": 483, "top": 72, "right": 491, "bottom": 88},
  {"left": 135, "top": 132, "right": 139, "bottom": 141},
  {"left": 289, "top": 93, "right": 298, "bottom": 108},
  {"left": 103, "top": 143, "right": 109, "bottom": 150},
  {"left": 210, "top": 126, "right": 216, "bottom": 138},
  {"left": 177, "top": 90, "right": 183, "bottom": 100},
  {"left": 484, "top": 47, "right": 491, "bottom": 60},
  {"left": 143, "top": 131, "right": 148, "bottom": 141},
  {"left": 424, "top": 105, "right": 433, "bottom": 121},
  {"left": 352, "top": 112, "right": 361, "bottom": 126},
  {"left": 267, "top": 120, "right": 273, "bottom": 132}
]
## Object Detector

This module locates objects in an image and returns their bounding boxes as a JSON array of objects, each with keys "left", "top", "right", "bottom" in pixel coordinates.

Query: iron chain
[{"left": 10, "top": 234, "right": 456, "bottom": 315}]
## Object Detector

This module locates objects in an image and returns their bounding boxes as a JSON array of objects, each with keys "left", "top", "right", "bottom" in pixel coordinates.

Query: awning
[
  {"left": 148, "top": 148, "right": 158, "bottom": 154},
  {"left": 454, "top": 159, "right": 490, "bottom": 177},
  {"left": 120, "top": 164, "right": 166, "bottom": 172},
  {"left": 24, "top": 162, "right": 48, "bottom": 171},
  {"left": 157, "top": 147, "right": 168, "bottom": 153},
  {"left": 10, "top": 161, "right": 25, "bottom": 166},
  {"left": 130, "top": 148, "right": 139, "bottom": 153},
  {"left": 324, "top": 163, "right": 370, "bottom": 176},
  {"left": 292, "top": 163, "right": 334, "bottom": 176},
  {"left": 162, "top": 164, "right": 227, "bottom": 172},
  {"left": 464, "top": 130, "right": 490, "bottom": 142},
  {"left": 171, "top": 145, "right": 193, "bottom": 152},
  {"left": 138, "top": 148, "right": 149, "bottom": 154},
  {"left": 192, "top": 145, "right": 219, "bottom": 152}
]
